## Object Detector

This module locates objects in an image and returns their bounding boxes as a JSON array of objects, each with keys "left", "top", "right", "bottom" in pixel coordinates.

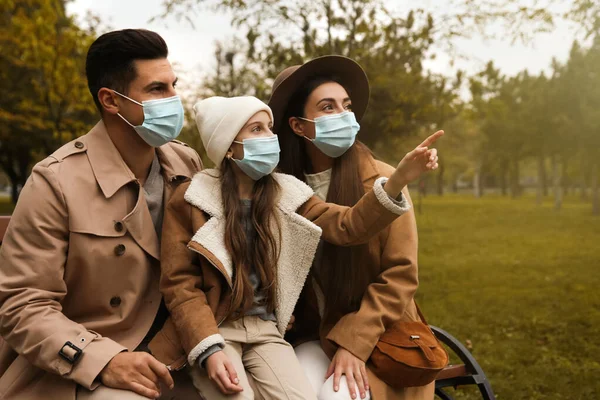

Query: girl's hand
[
  {"left": 286, "top": 315, "right": 296, "bottom": 332},
  {"left": 325, "top": 347, "right": 369, "bottom": 399},
  {"left": 384, "top": 130, "right": 444, "bottom": 198},
  {"left": 205, "top": 350, "right": 243, "bottom": 395}
]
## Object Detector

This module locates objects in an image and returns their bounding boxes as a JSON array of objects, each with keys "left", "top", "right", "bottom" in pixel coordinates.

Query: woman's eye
[
  {"left": 252, "top": 126, "right": 261, "bottom": 132},
  {"left": 323, "top": 104, "right": 333, "bottom": 111},
  {"left": 345, "top": 103, "right": 353, "bottom": 110}
]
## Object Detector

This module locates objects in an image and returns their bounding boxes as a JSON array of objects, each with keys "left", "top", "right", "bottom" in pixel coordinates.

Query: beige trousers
[
  {"left": 189, "top": 316, "right": 317, "bottom": 400},
  {"left": 76, "top": 368, "right": 200, "bottom": 400}
]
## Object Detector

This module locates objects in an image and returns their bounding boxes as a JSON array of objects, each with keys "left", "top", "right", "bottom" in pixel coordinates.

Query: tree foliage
[{"left": 0, "top": 0, "right": 98, "bottom": 203}]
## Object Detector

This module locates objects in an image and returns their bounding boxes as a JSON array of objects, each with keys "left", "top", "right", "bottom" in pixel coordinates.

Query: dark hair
[
  {"left": 220, "top": 159, "right": 281, "bottom": 316},
  {"left": 85, "top": 29, "right": 169, "bottom": 112},
  {"left": 276, "top": 76, "right": 374, "bottom": 320}
]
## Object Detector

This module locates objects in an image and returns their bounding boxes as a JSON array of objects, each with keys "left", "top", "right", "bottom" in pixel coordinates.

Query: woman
[
  {"left": 150, "top": 96, "right": 440, "bottom": 399},
  {"left": 269, "top": 56, "right": 438, "bottom": 400}
]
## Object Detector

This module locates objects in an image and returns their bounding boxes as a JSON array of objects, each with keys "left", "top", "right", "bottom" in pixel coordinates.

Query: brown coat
[
  {"left": 148, "top": 168, "right": 411, "bottom": 371},
  {"left": 0, "top": 122, "right": 202, "bottom": 400},
  {"left": 288, "top": 153, "right": 434, "bottom": 400}
]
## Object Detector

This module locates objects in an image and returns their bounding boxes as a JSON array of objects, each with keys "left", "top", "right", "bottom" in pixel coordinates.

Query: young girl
[{"left": 153, "top": 95, "right": 441, "bottom": 399}]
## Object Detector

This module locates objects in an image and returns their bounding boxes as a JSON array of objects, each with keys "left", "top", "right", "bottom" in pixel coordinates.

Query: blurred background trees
[
  {"left": 0, "top": 0, "right": 98, "bottom": 203},
  {"left": 1, "top": 0, "right": 599, "bottom": 214}
]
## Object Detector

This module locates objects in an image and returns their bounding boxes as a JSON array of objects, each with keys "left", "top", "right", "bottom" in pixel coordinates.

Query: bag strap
[{"left": 414, "top": 302, "right": 429, "bottom": 325}]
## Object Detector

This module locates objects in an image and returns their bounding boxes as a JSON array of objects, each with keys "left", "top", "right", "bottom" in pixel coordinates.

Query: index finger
[
  {"left": 148, "top": 356, "right": 175, "bottom": 389},
  {"left": 419, "top": 130, "right": 444, "bottom": 147}
]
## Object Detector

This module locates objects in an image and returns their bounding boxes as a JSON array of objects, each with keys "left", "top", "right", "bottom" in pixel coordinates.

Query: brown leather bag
[{"left": 369, "top": 304, "right": 449, "bottom": 388}]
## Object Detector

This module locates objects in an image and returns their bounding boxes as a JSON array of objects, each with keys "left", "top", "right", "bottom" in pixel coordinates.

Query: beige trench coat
[{"left": 0, "top": 121, "right": 201, "bottom": 400}]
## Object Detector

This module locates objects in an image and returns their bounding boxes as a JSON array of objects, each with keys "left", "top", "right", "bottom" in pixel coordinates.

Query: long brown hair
[
  {"left": 277, "top": 76, "right": 374, "bottom": 319},
  {"left": 220, "top": 158, "right": 281, "bottom": 316}
]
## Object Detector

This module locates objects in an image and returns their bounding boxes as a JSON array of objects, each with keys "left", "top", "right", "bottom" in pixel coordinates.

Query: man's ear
[
  {"left": 98, "top": 88, "right": 120, "bottom": 115},
  {"left": 289, "top": 117, "right": 305, "bottom": 138}
]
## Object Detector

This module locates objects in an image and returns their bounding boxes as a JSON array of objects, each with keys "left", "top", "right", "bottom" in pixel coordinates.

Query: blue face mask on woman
[
  {"left": 232, "top": 135, "right": 280, "bottom": 181},
  {"left": 114, "top": 90, "right": 184, "bottom": 147},
  {"left": 299, "top": 111, "right": 360, "bottom": 158}
]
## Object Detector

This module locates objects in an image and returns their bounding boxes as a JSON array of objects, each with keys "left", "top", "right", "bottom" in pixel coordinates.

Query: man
[{"left": 0, "top": 29, "right": 202, "bottom": 399}]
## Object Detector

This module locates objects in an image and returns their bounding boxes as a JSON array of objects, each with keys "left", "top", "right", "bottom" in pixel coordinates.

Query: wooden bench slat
[{"left": 436, "top": 364, "right": 469, "bottom": 380}]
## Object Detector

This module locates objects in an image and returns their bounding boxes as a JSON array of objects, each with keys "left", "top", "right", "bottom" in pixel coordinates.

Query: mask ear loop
[
  {"left": 113, "top": 90, "right": 143, "bottom": 107},
  {"left": 113, "top": 90, "right": 144, "bottom": 128},
  {"left": 228, "top": 141, "right": 243, "bottom": 161},
  {"left": 294, "top": 117, "right": 316, "bottom": 142}
]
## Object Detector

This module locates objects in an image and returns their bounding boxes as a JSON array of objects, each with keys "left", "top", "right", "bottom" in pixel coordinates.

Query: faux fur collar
[{"left": 184, "top": 169, "right": 315, "bottom": 218}]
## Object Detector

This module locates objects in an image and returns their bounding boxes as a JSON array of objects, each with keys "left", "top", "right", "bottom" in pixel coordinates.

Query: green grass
[
  {"left": 415, "top": 194, "right": 600, "bottom": 399},
  {"left": 1, "top": 193, "right": 598, "bottom": 398}
]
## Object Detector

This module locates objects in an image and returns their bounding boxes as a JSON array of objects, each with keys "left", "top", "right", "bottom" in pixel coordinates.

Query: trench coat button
[
  {"left": 74, "top": 141, "right": 84, "bottom": 149},
  {"left": 114, "top": 221, "right": 124, "bottom": 232},
  {"left": 114, "top": 244, "right": 126, "bottom": 256},
  {"left": 110, "top": 296, "right": 122, "bottom": 307}
]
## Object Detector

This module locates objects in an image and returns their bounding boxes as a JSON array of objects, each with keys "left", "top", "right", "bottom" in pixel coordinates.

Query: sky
[{"left": 67, "top": 0, "right": 581, "bottom": 93}]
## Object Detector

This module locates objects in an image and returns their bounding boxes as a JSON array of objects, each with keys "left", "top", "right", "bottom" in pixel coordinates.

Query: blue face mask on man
[
  {"left": 299, "top": 111, "right": 360, "bottom": 158},
  {"left": 232, "top": 135, "right": 280, "bottom": 181},
  {"left": 114, "top": 90, "right": 184, "bottom": 147}
]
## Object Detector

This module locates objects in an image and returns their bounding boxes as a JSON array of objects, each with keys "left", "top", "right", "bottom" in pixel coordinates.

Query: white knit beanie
[{"left": 193, "top": 96, "right": 274, "bottom": 166}]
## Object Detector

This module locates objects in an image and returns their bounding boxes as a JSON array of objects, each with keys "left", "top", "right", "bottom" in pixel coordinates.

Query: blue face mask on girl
[
  {"left": 232, "top": 135, "right": 281, "bottom": 181},
  {"left": 299, "top": 111, "right": 360, "bottom": 158},
  {"left": 113, "top": 90, "right": 184, "bottom": 147}
]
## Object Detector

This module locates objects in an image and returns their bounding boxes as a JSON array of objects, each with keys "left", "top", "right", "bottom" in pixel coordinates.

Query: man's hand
[
  {"left": 205, "top": 350, "right": 243, "bottom": 395},
  {"left": 100, "top": 352, "right": 174, "bottom": 399}
]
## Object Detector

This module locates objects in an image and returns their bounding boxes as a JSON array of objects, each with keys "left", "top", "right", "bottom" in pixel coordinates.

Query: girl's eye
[
  {"left": 251, "top": 126, "right": 262, "bottom": 132},
  {"left": 323, "top": 104, "right": 334, "bottom": 111},
  {"left": 345, "top": 103, "right": 353, "bottom": 110},
  {"left": 150, "top": 87, "right": 162, "bottom": 92}
]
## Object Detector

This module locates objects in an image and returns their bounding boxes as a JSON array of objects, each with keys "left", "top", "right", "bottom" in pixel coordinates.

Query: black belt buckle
[{"left": 58, "top": 341, "right": 82, "bottom": 364}]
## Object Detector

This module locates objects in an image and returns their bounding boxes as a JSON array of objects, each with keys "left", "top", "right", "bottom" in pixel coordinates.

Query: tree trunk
[
  {"left": 436, "top": 164, "right": 445, "bottom": 196},
  {"left": 552, "top": 155, "right": 562, "bottom": 211},
  {"left": 516, "top": 160, "right": 522, "bottom": 196},
  {"left": 10, "top": 180, "right": 19, "bottom": 204},
  {"left": 537, "top": 154, "right": 547, "bottom": 205},
  {"left": 0, "top": 147, "right": 31, "bottom": 206},
  {"left": 562, "top": 158, "right": 569, "bottom": 196},
  {"left": 510, "top": 160, "right": 520, "bottom": 198},
  {"left": 580, "top": 158, "right": 589, "bottom": 201},
  {"left": 580, "top": 172, "right": 589, "bottom": 201},
  {"left": 419, "top": 176, "right": 428, "bottom": 198},
  {"left": 592, "top": 162, "right": 599, "bottom": 216},
  {"left": 8, "top": 173, "right": 27, "bottom": 205},
  {"left": 474, "top": 161, "right": 483, "bottom": 198},
  {"left": 500, "top": 168, "right": 508, "bottom": 196}
]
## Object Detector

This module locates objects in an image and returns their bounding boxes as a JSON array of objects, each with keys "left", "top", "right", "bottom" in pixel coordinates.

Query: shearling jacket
[{"left": 148, "top": 169, "right": 410, "bottom": 371}]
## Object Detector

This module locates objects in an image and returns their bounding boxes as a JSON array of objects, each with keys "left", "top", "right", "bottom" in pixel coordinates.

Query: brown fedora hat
[{"left": 268, "top": 55, "right": 370, "bottom": 133}]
